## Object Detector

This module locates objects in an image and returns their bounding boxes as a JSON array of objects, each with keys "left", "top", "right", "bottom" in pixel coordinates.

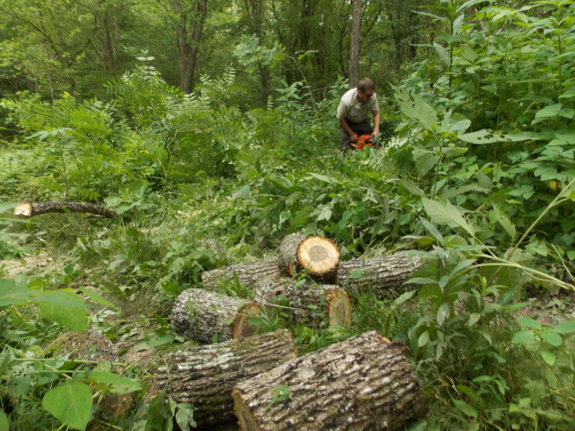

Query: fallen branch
[{"left": 14, "top": 201, "right": 117, "bottom": 218}]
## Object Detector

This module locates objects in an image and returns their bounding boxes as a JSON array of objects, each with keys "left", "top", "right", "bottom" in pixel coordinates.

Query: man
[{"left": 336, "top": 77, "right": 380, "bottom": 153}]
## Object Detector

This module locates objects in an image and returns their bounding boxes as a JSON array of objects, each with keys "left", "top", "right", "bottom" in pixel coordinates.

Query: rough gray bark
[
  {"left": 152, "top": 330, "right": 297, "bottom": 426},
  {"left": 14, "top": 202, "right": 117, "bottom": 218},
  {"left": 337, "top": 254, "right": 422, "bottom": 298},
  {"left": 349, "top": 0, "right": 362, "bottom": 88},
  {"left": 171, "top": 288, "right": 260, "bottom": 344},
  {"left": 253, "top": 277, "right": 351, "bottom": 329},
  {"left": 296, "top": 236, "right": 340, "bottom": 283},
  {"left": 278, "top": 233, "right": 306, "bottom": 277},
  {"left": 233, "top": 330, "right": 423, "bottom": 431},
  {"left": 201, "top": 258, "right": 280, "bottom": 288}
]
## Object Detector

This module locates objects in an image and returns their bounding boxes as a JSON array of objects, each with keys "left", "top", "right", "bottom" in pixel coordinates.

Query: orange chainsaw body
[{"left": 351, "top": 134, "right": 373, "bottom": 150}]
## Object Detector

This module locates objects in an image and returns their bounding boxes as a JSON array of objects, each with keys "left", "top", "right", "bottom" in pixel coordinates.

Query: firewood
[
  {"left": 201, "top": 258, "right": 280, "bottom": 288},
  {"left": 232, "top": 330, "right": 423, "bottom": 431},
  {"left": 171, "top": 288, "right": 260, "bottom": 344},
  {"left": 13, "top": 201, "right": 117, "bottom": 218},
  {"left": 296, "top": 235, "right": 340, "bottom": 282},
  {"left": 278, "top": 233, "right": 306, "bottom": 276},
  {"left": 253, "top": 277, "right": 351, "bottom": 329},
  {"left": 337, "top": 253, "right": 422, "bottom": 298},
  {"left": 151, "top": 330, "right": 297, "bottom": 427}
]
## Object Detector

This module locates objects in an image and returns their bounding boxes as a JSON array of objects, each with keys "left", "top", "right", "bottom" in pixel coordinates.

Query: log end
[
  {"left": 231, "top": 303, "right": 261, "bottom": 340},
  {"left": 326, "top": 287, "right": 351, "bottom": 328},
  {"left": 13, "top": 202, "right": 32, "bottom": 218},
  {"left": 232, "top": 389, "right": 262, "bottom": 431},
  {"left": 297, "top": 236, "right": 340, "bottom": 278}
]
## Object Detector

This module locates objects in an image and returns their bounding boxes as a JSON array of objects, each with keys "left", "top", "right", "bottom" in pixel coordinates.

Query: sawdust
[{"left": 1, "top": 252, "right": 60, "bottom": 278}]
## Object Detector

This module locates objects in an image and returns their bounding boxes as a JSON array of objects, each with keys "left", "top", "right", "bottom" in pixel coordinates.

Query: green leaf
[
  {"left": 0, "top": 279, "right": 31, "bottom": 307},
  {"left": 540, "top": 350, "right": 556, "bottom": 366},
  {"left": 452, "top": 398, "right": 478, "bottom": 419},
  {"left": 35, "top": 291, "right": 86, "bottom": 332},
  {"left": 422, "top": 198, "right": 474, "bottom": 236},
  {"left": 175, "top": 403, "right": 197, "bottom": 431},
  {"left": 459, "top": 130, "right": 539, "bottom": 144},
  {"left": 0, "top": 202, "right": 18, "bottom": 214},
  {"left": 477, "top": 171, "right": 492, "bottom": 190},
  {"left": 540, "top": 328, "right": 562, "bottom": 346},
  {"left": 418, "top": 330, "right": 430, "bottom": 347},
  {"left": 88, "top": 371, "right": 141, "bottom": 394},
  {"left": 401, "top": 179, "right": 425, "bottom": 197},
  {"left": 78, "top": 287, "right": 118, "bottom": 310},
  {"left": 493, "top": 204, "right": 516, "bottom": 240},
  {"left": 517, "top": 318, "right": 541, "bottom": 330},
  {"left": 0, "top": 410, "right": 9, "bottom": 431},
  {"left": 511, "top": 330, "right": 534, "bottom": 344},
  {"left": 43, "top": 383, "right": 93, "bottom": 431},
  {"left": 554, "top": 320, "right": 575, "bottom": 334},
  {"left": 436, "top": 303, "right": 449, "bottom": 326}
]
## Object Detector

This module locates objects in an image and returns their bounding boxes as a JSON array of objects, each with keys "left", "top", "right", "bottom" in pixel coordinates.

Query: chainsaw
[{"left": 350, "top": 134, "right": 383, "bottom": 150}]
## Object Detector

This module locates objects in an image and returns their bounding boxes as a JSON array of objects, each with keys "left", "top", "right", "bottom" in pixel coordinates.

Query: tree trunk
[
  {"left": 233, "top": 330, "right": 423, "bottom": 431},
  {"left": 296, "top": 236, "right": 340, "bottom": 283},
  {"left": 13, "top": 202, "right": 117, "bottom": 218},
  {"left": 176, "top": 0, "right": 208, "bottom": 94},
  {"left": 278, "top": 233, "right": 306, "bottom": 277},
  {"left": 349, "top": 0, "right": 362, "bottom": 88},
  {"left": 201, "top": 258, "right": 280, "bottom": 288},
  {"left": 151, "top": 330, "right": 297, "bottom": 426},
  {"left": 171, "top": 288, "right": 260, "bottom": 344},
  {"left": 337, "top": 254, "right": 422, "bottom": 298},
  {"left": 253, "top": 277, "right": 351, "bottom": 329}
]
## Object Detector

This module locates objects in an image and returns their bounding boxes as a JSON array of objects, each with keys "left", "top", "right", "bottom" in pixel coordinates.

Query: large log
[
  {"left": 152, "top": 330, "right": 297, "bottom": 427},
  {"left": 171, "top": 288, "right": 260, "bottom": 344},
  {"left": 278, "top": 233, "right": 306, "bottom": 276},
  {"left": 253, "top": 277, "right": 351, "bottom": 329},
  {"left": 296, "top": 236, "right": 340, "bottom": 283},
  {"left": 14, "top": 201, "right": 117, "bottom": 218},
  {"left": 337, "top": 253, "right": 422, "bottom": 298},
  {"left": 233, "top": 330, "right": 423, "bottom": 431},
  {"left": 201, "top": 257, "right": 280, "bottom": 288}
]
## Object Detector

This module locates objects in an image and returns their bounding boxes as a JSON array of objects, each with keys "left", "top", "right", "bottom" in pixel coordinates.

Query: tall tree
[{"left": 349, "top": 0, "right": 361, "bottom": 87}]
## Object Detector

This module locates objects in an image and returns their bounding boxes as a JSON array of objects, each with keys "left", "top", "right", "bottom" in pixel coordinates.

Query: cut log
[
  {"left": 296, "top": 236, "right": 340, "bottom": 282},
  {"left": 278, "top": 233, "right": 306, "bottom": 276},
  {"left": 171, "top": 288, "right": 260, "bottom": 344},
  {"left": 14, "top": 201, "right": 117, "bottom": 218},
  {"left": 201, "top": 258, "right": 280, "bottom": 288},
  {"left": 151, "top": 330, "right": 297, "bottom": 426},
  {"left": 337, "top": 253, "right": 422, "bottom": 298},
  {"left": 233, "top": 330, "right": 422, "bottom": 431},
  {"left": 253, "top": 277, "right": 351, "bottom": 329}
]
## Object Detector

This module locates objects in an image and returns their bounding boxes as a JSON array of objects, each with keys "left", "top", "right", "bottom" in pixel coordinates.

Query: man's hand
[{"left": 350, "top": 132, "right": 359, "bottom": 143}]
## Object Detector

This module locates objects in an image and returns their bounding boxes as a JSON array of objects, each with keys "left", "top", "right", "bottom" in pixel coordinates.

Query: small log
[
  {"left": 201, "top": 258, "right": 280, "bottom": 288},
  {"left": 14, "top": 201, "right": 117, "bottom": 218},
  {"left": 253, "top": 277, "right": 351, "bottom": 329},
  {"left": 337, "top": 253, "right": 422, "bottom": 298},
  {"left": 296, "top": 236, "right": 340, "bottom": 282},
  {"left": 233, "top": 330, "right": 423, "bottom": 431},
  {"left": 171, "top": 288, "right": 260, "bottom": 344},
  {"left": 278, "top": 233, "right": 306, "bottom": 276},
  {"left": 151, "top": 330, "right": 297, "bottom": 426}
]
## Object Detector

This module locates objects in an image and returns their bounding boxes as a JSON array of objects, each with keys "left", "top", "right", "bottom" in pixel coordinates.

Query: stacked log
[
  {"left": 253, "top": 277, "right": 351, "bottom": 329},
  {"left": 338, "top": 253, "right": 422, "bottom": 298},
  {"left": 296, "top": 236, "right": 340, "bottom": 283},
  {"left": 201, "top": 257, "right": 280, "bottom": 288},
  {"left": 14, "top": 201, "right": 117, "bottom": 218},
  {"left": 152, "top": 330, "right": 297, "bottom": 427},
  {"left": 278, "top": 233, "right": 306, "bottom": 276},
  {"left": 232, "top": 330, "right": 422, "bottom": 431},
  {"left": 171, "top": 288, "right": 260, "bottom": 343}
]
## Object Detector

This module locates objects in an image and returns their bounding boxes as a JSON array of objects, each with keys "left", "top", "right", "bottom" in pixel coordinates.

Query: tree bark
[
  {"left": 337, "top": 254, "right": 422, "bottom": 298},
  {"left": 349, "top": 0, "right": 362, "bottom": 88},
  {"left": 233, "top": 330, "right": 423, "bottom": 431},
  {"left": 13, "top": 202, "right": 117, "bottom": 218},
  {"left": 151, "top": 330, "right": 297, "bottom": 426},
  {"left": 296, "top": 236, "right": 340, "bottom": 283},
  {"left": 201, "top": 258, "right": 280, "bottom": 288},
  {"left": 171, "top": 288, "right": 260, "bottom": 344},
  {"left": 253, "top": 277, "right": 351, "bottom": 329},
  {"left": 278, "top": 233, "right": 306, "bottom": 277}
]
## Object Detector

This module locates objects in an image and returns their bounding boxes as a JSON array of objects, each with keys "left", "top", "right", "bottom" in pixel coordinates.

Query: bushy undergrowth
[{"left": 1, "top": 1, "right": 575, "bottom": 429}]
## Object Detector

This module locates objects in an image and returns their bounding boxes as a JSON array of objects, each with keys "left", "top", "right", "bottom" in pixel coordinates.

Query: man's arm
[
  {"left": 339, "top": 118, "right": 358, "bottom": 143},
  {"left": 372, "top": 111, "right": 381, "bottom": 136}
]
